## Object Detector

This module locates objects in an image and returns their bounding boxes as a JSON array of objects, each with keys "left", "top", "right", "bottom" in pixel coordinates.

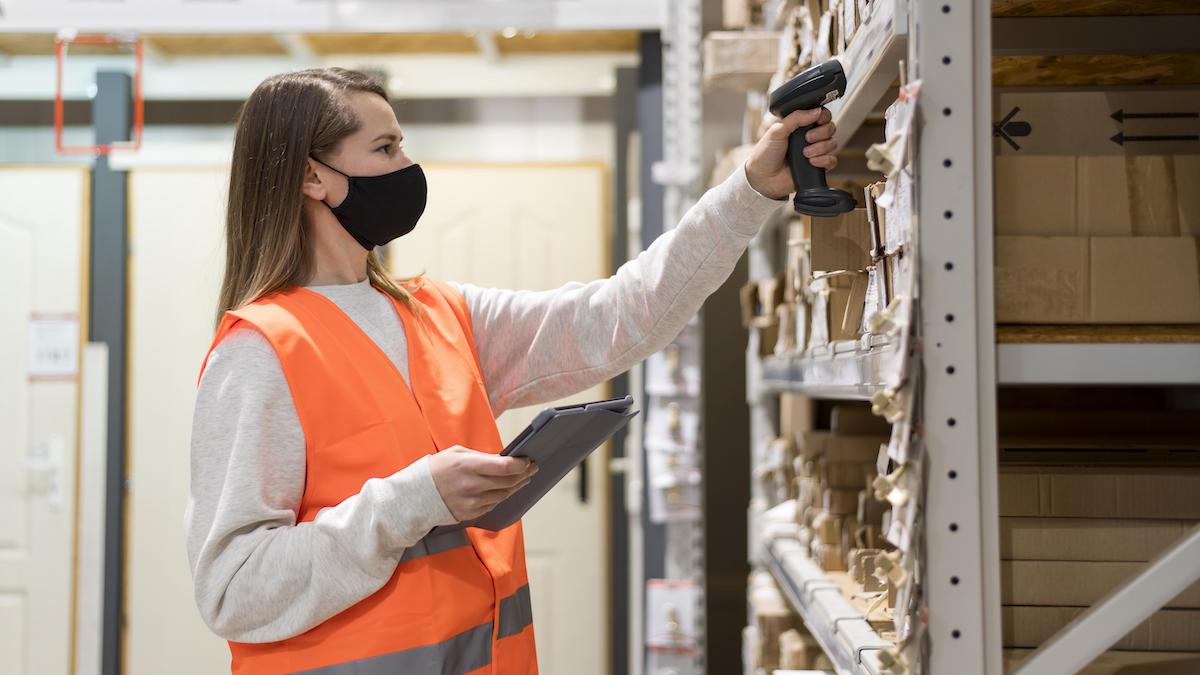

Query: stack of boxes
[
  {"left": 998, "top": 465, "right": 1200, "bottom": 657},
  {"left": 745, "top": 571, "right": 832, "bottom": 673},
  {"left": 993, "top": 89, "right": 1200, "bottom": 324},
  {"left": 770, "top": 392, "right": 897, "bottom": 609},
  {"left": 793, "top": 404, "right": 892, "bottom": 576}
]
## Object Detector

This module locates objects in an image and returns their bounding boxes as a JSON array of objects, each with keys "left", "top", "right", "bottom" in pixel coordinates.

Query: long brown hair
[{"left": 215, "top": 67, "right": 418, "bottom": 328}]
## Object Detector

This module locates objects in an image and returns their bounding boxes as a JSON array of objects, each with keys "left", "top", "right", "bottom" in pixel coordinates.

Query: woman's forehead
[{"left": 347, "top": 92, "right": 401, "bottom": 136}]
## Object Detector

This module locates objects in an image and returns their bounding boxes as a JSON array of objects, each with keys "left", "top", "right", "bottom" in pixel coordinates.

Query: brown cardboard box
[
  {"left": 1076, "top": 155, "right": 1132, "bottom": 236},
  {"left": 858, "top": 490, "right": 888, "bottom": 526},
  {"left": 831, "top": 405, "right": 891, "bottom": 435},
  {"left": 779, "top": 393, "right": 815, "bottom": 441},
  {"left": 998, "top": 466, "right": 1200, "bottom": 519},
  {"left": 1002, "top": 606, "right": 1200, "bottom": 651},
  {"left": 1090, "top": 236, "right": 1200, "bottom": 323},
  {"left": 702, "top": 32, "right": 780, "bottom": 92},
  {"left": 1179, "top": 155, "right": 1200, "bottom": 236},
  {"left": 851, "top": 548, "right": 885, "bottom": 592},
  {"left": 835, "top": 271, "right": 869, "bottom": 341},
  {"left": 995, "top": 236, "right": 1089, "bottom": 322},
  {"left": 1002, "top": 559, "right": 1200, "bottom": 607},
  {"left": 1000, "top": 517, "right": 1194, "bottom": 562},
  {"left": 797, "top": 430, "right": 828, "bottom": 459},
  {"left": 1127, "top": 155, "right": 1182, "bottom": 236},
  {"left": 779, "top": 628, "right": 820, "bottom": 670},
  {"left": 827, "top": 433, "right": 888, "bottom": 463},
  {"left": 811, "top": 208, "right": 871, "bottom": 272},
  {"left": 819, "top": 460, "right": 874, "bottom": 489},
  {"left": 993, "top": 89, "right": 1200, "bottom": 157},
  {"left": 865, "top": 182, "right": 887, "bottom": 258},
  {"left": 995, "top": 156, "right": 1077, "bottom": 236},
  {"left": 812, "top": 541, "right": 846, "bottom": 571},
  {"left": 812, "top": 510, "right": 841, "bottom": 544},
  {"left": 1004, "top": 649, "right": 1200, "bottom": 675},
  {"left": 822, "top": 488, "right": 859, "bottom": 516},
  {"left": 775, "top": 302, "right": 798, "bottom": 354}
]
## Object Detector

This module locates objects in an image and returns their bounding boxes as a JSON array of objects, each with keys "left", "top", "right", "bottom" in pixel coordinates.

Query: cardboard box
[
  {"left": 702, "top": 32, "right": 780, "bottom": 92},
  {"left": 819, "top": 460, "right": 874, "bottom": 489},
  {"left": 1127, "top": 155, "right": 1182, "bottom": 236},
  {"left": 779, "top": 393, "right": 815, "bottom": 441},
  {"left": 835, "top": 272, "right": 869, "bottom": 341},
  {"left": 775, "top": 302, "right": 798, "bottom": 354},
  {"left": 995, "top": 236, "right": 1089, "bottom": 322},
  {"left": 1000, "top": 517, "right": 1195, "bottom": 562},
  {"left": 851, "top": 548, "right": 885, "bottom": 592},
  {"left": 812, "top": 541, "right": 846, "bottom": 571},
  {"left": 831, "top": 405, "right": 891, "bottom": 435},
  {"left": 998, "top": 466, "right": 1200, "bottom": 519},
  {"left": 857, "top": 490, "right": 888, "bottom": 526},
  {"left": 865, "top": 181, "right": 887, "bottom": 258},
  {"left": 992, "top": 89, "right": 1200, "bottom": 157},
  {"left": 1001, "top": 560, "right": 1200, "bottom": 607},
  {"left": 822, "top": 488, "right": 859, "bottom": 516},
  {"left": 996, "top": 235, "right": 1200, "bottom": 323},
  {"left": 1090, "top": 236, "right": 1200, "bottom": 323},
  {"left": 779, "top": 628, "right": 820, "bottom": 670},
  {"left": 1076, "top": 155, "right": 1132, "bottom": 236},
  {"left": 809, "top": 272, "right": 867, "bottom": 345},
  {"left": 995, "top": 156, "right": 1077, "bottom": 235},
  {"left": 811, "top": 208, "right": 871, "bottom": 272},
  {"left": 1002, "top": 606, "right": 1200, "bottom": 651},
  {"left": 827, "top": 433, "right": 887, "bottom": 463},
  {"left": 811, "top": 510, "right": 841, "bottom": 544},
  {"left": 1179, "top": 155, "right": 1200, "bottom": 236},
  {"left": 1003, "top": 649, "right": 1200, "bottom": 675}
]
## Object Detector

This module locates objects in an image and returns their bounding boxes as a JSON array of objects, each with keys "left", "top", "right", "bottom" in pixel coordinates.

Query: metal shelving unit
[
  {"left": 744, "top": 1, "right": 1200, "bottom": 673},
  {"left": 764, "top": 537, "right": 892, "bottom": 675},
  {"left": 744, "top": 0, "right": 1002, "bottom": 672}
]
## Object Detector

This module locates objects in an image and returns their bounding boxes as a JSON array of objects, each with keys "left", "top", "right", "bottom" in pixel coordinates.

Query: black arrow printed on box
[
  {"left": 1111, "top": 109, "right": 1199, "bottom": 123},
  {"left": 1110, "top": 132, "right": 1200, "bottom": 146}
]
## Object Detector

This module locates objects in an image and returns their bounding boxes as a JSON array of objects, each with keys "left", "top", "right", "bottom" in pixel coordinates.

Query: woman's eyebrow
[{"left": 370, "top": 133, "right": 400, "bottom": 144}]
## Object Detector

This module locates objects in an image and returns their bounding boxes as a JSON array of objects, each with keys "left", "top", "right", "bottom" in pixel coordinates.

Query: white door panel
[
  {"left": 388, "top": 162, "right": 611, "bottom": 675},
  {"left": 0, "top": 167, "right": 88, "bottom": 675},
  {"left": 126, "top": 168, "right": 231, "bottom": 675}
]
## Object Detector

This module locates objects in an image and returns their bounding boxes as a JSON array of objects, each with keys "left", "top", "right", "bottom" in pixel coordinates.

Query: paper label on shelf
[{"left": 28, "top": 314, "right": 79, "bottom": 380}]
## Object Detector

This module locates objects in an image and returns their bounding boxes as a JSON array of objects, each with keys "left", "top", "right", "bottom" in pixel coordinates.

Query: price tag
[{"left": 28, "top": 314, "right": 79, "bottom": 380}]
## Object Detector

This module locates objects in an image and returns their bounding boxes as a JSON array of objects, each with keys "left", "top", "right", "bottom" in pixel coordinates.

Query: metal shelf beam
[
  {"left": 997, "top": 342, "right": 1200, "bottom": 385},
  {"left": 760, "top": 338, "right": 904, "bottom": 400}
]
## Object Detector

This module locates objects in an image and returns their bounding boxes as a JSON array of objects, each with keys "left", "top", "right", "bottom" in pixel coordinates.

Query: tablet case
[{"left": 433, "top": 395, "right": 639, "bottom": 532}]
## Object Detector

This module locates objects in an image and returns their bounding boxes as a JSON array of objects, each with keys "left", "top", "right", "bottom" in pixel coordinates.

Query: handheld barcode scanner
[{"left": 768, "top": 59, "right": 856, "bottom": 216}]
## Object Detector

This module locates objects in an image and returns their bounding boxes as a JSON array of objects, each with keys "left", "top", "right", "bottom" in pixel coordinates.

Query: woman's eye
[{"left": 377, "top": 144, "right": 392, "bottom": 154}]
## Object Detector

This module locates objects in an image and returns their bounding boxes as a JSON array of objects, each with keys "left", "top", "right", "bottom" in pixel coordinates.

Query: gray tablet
[{"left": 434, "top": 395, "right": 639, "bottom": 532}]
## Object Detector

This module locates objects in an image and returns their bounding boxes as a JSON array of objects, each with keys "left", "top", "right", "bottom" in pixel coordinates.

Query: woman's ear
[{"left": 301, "top": 158, "right": 328, "bottom": 202}]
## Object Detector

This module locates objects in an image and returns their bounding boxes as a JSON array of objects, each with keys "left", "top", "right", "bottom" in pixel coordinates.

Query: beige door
[
  {"left": 125, "top": 167, "right": 232, "bottom": 674},
  {"left": 387, "top": 162, "right": 611, "bottom": 675},
  {"left": 0, "top": 167, "right": 88, "bottom": 675}
]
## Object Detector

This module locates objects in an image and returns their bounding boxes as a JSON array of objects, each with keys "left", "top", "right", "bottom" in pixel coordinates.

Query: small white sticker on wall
[{"left": 29, "top": 313, "right": 79, "bottom": 380}]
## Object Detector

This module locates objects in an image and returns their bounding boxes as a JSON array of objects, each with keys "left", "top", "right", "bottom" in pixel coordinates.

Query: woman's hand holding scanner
[
  {"left": 744, "top": 107, "right": 838, "bottom": 200},
  {"left": 428, "top": 446, "right": 539, "bottom": 522}
]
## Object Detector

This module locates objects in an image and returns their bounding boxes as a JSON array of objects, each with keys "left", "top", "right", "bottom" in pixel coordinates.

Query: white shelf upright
[{"left": 911, "top": 0, "right": 1001, "bottom": 672}]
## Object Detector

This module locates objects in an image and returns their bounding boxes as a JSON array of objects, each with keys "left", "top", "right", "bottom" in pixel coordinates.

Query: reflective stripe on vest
[
  {"left": 399, "top": 528, "right": 472, "bottom": 563},
  {"left": 294, "top": 585, "right": 534, "bottom": 675},
  {"left": 200, "top": 280, "right": 537, "bottom": 674}
]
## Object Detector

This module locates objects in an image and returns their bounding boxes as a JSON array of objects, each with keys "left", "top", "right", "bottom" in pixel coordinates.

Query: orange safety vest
[{"left": 198, "top": 279, "right": 537, "bottom": 675}]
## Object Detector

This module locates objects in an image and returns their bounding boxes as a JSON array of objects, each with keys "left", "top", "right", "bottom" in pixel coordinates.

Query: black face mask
[{"left": 310, "top": 156, "right": 427, "bottom": 251}]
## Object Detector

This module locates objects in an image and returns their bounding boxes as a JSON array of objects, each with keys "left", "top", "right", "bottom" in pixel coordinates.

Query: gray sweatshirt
[{"left": 185, "top": 165, "right": 780, "bottom": 644}]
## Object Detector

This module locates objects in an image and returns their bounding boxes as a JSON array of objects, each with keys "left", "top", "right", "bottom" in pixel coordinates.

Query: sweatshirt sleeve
[
  {"left": 184, "top": 327, "right": 457, "bottom": 644},
  {"left": 456, "top": 163, "right": 783, "bottom": 416}
]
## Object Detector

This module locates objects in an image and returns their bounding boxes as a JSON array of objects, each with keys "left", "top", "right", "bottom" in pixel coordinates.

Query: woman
[{"left": 186, "top": 67, "right": 838, "bottom": 674}]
